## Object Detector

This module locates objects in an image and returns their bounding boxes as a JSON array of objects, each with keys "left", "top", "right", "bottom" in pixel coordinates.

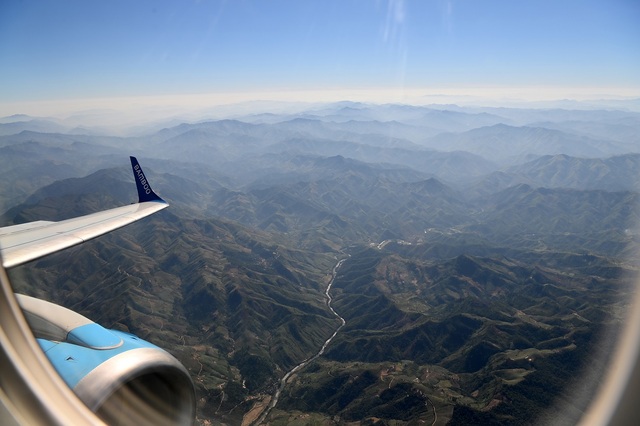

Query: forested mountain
[{"left": 1, "top": 102, "right": 639, "bottom": 425}]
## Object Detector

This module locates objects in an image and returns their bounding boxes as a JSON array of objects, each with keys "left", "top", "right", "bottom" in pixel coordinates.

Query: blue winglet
[{"left": 130, "top": 156, "right": 166, "bottom": 203}]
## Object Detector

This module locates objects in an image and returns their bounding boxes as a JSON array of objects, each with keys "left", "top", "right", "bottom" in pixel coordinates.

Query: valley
[
  {"left": 1, "top": 101, "right": 639, "bottom": 424},
  {"left": 253, "top": 257, "right": 347, "bottom": 425}
]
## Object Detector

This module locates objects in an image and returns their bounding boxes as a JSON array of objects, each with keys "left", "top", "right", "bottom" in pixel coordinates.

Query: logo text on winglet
[{"left": 134, "top": 164, "right": 152, "bottom": 195}]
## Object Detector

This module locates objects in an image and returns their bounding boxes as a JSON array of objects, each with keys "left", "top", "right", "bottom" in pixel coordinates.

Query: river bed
[{"left": 252, "top": 257, "right": 348, "bottom": 425}]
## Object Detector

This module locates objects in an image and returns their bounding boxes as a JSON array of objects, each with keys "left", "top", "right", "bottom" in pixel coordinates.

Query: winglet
[{"left": 130, "top": 156, "right": 166, "bottom": 203}]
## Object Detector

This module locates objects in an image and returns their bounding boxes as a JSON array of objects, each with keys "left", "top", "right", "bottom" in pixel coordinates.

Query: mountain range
[{"left": 1, "top": 101, "right": 639, "bottom": 425}]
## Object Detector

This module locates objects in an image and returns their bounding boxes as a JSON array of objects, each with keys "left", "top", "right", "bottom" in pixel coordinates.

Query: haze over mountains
[{"left": 1, "top": 101, "right": 639, "bottom": 425}]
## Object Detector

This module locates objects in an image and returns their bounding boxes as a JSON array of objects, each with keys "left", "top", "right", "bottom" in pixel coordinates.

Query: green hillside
[{"left": 1, "top": 103, "right": 638, "bottom": 424}]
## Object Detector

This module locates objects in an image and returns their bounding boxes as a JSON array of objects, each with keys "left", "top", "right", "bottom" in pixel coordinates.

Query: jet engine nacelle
[{"left": 16, "top": 294, "right": 195, "bottom": 425}]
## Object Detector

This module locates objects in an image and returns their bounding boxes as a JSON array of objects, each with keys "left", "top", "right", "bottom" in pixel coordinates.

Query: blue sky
[{"left": 1, "top": 0, "right": 639, "bottom": 113}]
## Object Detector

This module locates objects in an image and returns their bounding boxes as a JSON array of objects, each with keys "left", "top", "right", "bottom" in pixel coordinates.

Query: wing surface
[{"left": 0, "top": 157, "right": 168, "bottom": 269}]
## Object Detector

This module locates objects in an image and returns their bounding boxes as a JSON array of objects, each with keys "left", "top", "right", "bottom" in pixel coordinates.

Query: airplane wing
[
  {"left": 0, "top": 157, "right": 195, "bottom": 424},
  {"left": 0, "top": 156, "right": 168, "bottom": 269}
]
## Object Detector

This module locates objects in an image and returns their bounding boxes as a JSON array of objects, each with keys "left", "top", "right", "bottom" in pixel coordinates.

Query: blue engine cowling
[{"left": 16, "top": 294, "right": 196, "bottom": 425}]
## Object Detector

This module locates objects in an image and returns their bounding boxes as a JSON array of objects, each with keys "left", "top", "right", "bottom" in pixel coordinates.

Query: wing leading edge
[{"left": 0, "top": 157, "right": 168, "bottom": 269}]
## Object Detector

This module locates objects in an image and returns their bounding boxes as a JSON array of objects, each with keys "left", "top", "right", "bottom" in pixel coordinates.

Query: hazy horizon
[{"left": 2, "top": 90, "right": 640, "bottom": 136}]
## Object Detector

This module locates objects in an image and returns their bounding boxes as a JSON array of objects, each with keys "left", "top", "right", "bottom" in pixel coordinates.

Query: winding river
[{"left": 252, "top": 257, "right": 348, "bottom": 425}]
